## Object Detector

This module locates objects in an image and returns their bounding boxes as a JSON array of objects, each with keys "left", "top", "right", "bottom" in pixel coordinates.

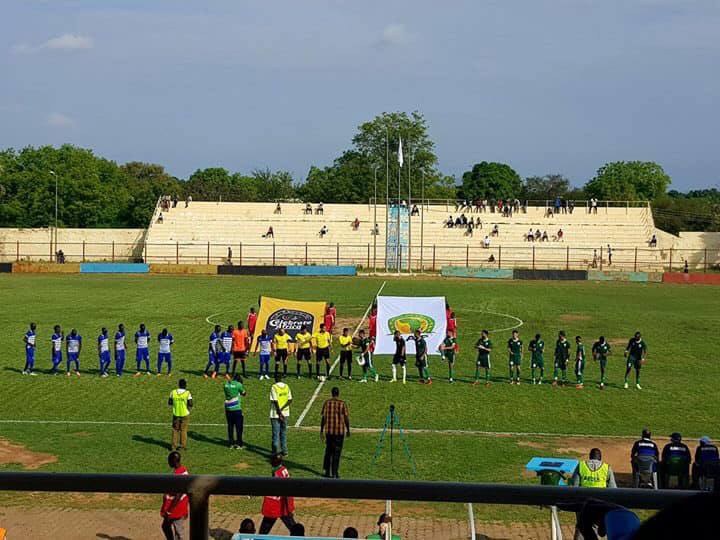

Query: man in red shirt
[
  {"left": 232, "top": 322, "right": 250, "bottom": 377},
  {"left": 259, "top": 454, "right": 297, "bottom": 534},
  {"left": 368, "top": 307, "right": 377, "bottom": 357},
  {"left": 247, "top": 307, "right": 258, "bottom": 337},
  {"left": 160, "top": 451, "right": 189, "bottom": 540},
  {"left": 324, "top": 302, "right": 336, "bottom": 333},
  {"left": 447, "top": 311, "right": 457, "bottom": 338}
]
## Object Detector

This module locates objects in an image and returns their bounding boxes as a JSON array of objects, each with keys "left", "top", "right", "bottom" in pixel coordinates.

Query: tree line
[{"left": 0, "top": 111, "right": 717, "bottom": 233}]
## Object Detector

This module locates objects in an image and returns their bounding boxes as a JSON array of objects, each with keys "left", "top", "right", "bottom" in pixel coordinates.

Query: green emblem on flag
[{"left": 387, "top": 314, "right": 435, "bottom": 335}]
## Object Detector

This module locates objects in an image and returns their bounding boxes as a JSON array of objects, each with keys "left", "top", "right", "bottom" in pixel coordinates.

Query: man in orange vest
[
  {"left": 259, "top": 454, "right": 297, "bottom": 535},
  {"left": 160, "top": 451, "right": 189, "bottom": 540},
  {"left": 232, "top": 321, "right": 250, "bottom": 377}
]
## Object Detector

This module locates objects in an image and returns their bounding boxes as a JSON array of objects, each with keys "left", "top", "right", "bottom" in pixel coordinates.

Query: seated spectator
[
  {"left": 316, "top": 202, "right": 324, "bottom": 215},
  {"left": 262, "top": 226, "right": 274, "bottom": 239},
  {"left": 157, "top": 212, "right": 164, "bottom": 224},
  {"left": 568, "top": 200, "right": 574, "bottom": 214},
  {"left": 541, "top": 230, "right": 549, "bottom": 242},
  {"left": 545, "top": 207, "right": 554, "bottom": 218},
  {"left": 445, "top": 216, "right": 454, "bottom": 228},
  {"left": 660, "top": 432, "right": 692, "bottom": 489},
  {"left": 497, "top": 199, "right": 503, "bottom": 213},
  {"left": 343, "top": 526, "right": 359, "bottom": 538},
  {"left": 483, "top": 235, "right": 491, "bottom": 248},
  {"left": 649, "top": 234, "right": 657, "bottom": 247},
  {"left": 692, "top": 436, "right": 719, "bottom": 488},
  {"left": 491, "top": 224, "right": 499, "bottom": 237},
  {"left": 319, "top": 225, "right": 328, "bottom": 238},
  {"left": 304, "top": 203, "right": 313, "bottom": 215},
  {"left": 172, "top": 193, "right": 179, "bottom": 208},
  {"left": 554, "top": 196, "right": 562, "bottom": 214},
  {"left": 460, "top": 213, "right": 468, "bottom": 225},
  {"left": 557, "top": 228, "right": 564, "bottom": 241},
  {"left": 351, "top": 218, "right": 360, "bottom": 230},
  {"left": 274, "top": 202, "right": 282, "bottom": 214},
  {"left": 227, "top": 247, "right": 233, "bottom": 265},
  {"left": 526, "top": 229, "right": 534, "bottom": 242},
  {"left": 454, "top": 216, "right": 462, "bottom": 227},
  {"left": 371, "top": 223, "right": 380, "bottom": 235},
  {"left": 591, "top": 250, "right": 598, "bottom": 268},
  {"left": 488, "top": 254, "right": 495, "bottom": 262},
  {"left": 56, "top": 250, "right": 66, "bottom": 264},
  {"left": 474, "top": 216, "right": 482, "bottom": 229},
  {"left": 185, "top": 195, "right": 192, "bottom": 208},
  {"left": 631, "top": 428, "right": 659, "bottom": 488},
  {"left": 465, "top": 221, "right": 474, "bottom": 236},
  {"left": 231, "top": 518, "right": 257, "bottom": 540},
  {"left": 411, "top": 204, "right": 419, "bottom": 216},
  {"left": 534, "top": 229, "right": 541, "bottom": 240},
  {"left": 290, "top": 522, "right": 305, "bottom": 536},
  {"left": 455, "top": 200, "right": 463, "bottom": 212},
  {"left": 367, "top": 513, "right": 401, "bottom": 540}
]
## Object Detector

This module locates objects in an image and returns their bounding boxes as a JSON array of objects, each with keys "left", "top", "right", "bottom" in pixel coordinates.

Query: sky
[{"left": 2, "top": 0, "right": 719, "bottom": 190}]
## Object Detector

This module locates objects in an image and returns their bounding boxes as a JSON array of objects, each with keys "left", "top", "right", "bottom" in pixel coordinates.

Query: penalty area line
[{"left": 294, "top": 280, "right": 387, "bottom": 428}]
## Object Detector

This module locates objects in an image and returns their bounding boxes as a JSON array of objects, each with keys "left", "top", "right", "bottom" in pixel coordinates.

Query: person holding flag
[
  {"left": 247, "top": 307, "right": 258, "bottom": 338},
  {"left": 97, "top": 327, "right": 111, "bottom": 378}
]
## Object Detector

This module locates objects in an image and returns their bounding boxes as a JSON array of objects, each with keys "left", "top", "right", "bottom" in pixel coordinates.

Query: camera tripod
[{"left": 372, "top": 404, "right": 416, "bottom": 475}]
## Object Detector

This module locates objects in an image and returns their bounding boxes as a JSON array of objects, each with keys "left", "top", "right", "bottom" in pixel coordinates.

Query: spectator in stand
[
  {"left": 445, "top": 216, "right": 454, "bottom": 228},
  {"left": 465, "top": 221, "right": 474, "bottom": 236},
  {"left": 157, "top": 213, "right": 164, "bottom": 224},
  {"left": 351, "top": 218, "right": 360, "bottom": 230},
  {"left": 231, "top": 518, "right": 256, "bottom": 540},
  {"left": 693, "top": 436, "right": 720, "bottom": 488},
  {"left": 316, "top": 202, "right": 324, "bottom": 215},
  {"left": 526, "top": 229, "right": 534, "bottom": 242},
  {"left": 320, "top": 386, "right": 350, "bottom": 478},
  {"left": 304, "top": 203, "right": 313, "bottom": 215},
  {"left": 483, "top": 235, "right": 491, "bottom": 248},
  {"left": 684, "top": 259, "right": 689, "bottom": 273},
  {"left": 343, "top": 527, "right": 359, "bottom": 538},
  {"left": 497, "top": 199, "right": 503, "bottom": 213},
  {"left": 319, "top": 225, "right": 328, "bottom": 238},
  {"left": 607, "top": 244, "right": 613, "bottom": 265},
  {"left": 259, "top": 454, "right": 297, "bottom": 534},
  {"left": 372, "top": 223, "right": 380, "bottom": 235},
  {"left": 561, "top": 198, "right": 568, "bottom": 214},
  {"left": 545, "top": 206, "right": 554, "bottom": 218},
  {"left": 541, "top": 230, "right": 549, "bottom": 242},
  {"left": 172, "top": 194, "right": 179, "bottom": 208},
  {"left": 554, "top": 196, "right": 561, "bottom": 215},
  {"left": 661, "top": 432, "right": 692, "bottom": 488},
  {"left": 631, "top": 428, "right": 659, "bottom": 484},
  {"left": 590, "top": 197, "right": 598, "bottom": 214},
  {"left": 185, "top": 195, "right": 192, "bottom": 207},
  {"left": 534, "top": 229, "right": 541, "bottom": 241},
  {"left": 263, "top": 226, "right": 274, "bottom": 239},
  {"left": 56, "top": 249, "right": 66, "bottom": 263},
  {"left": 491, "top": 224, "right": 499, "bottom": 237},
  {"left": 460, "top": 213, "right": 468, "bottom": 225},
  {"left": 592, "top": 250, "right": 598, "bottom": 268},
  {"left": 454, "top": 216, "right": 462, "bottom": 227},
  {"left": 557, "top": 228, "right": 564, "bottom": 241},
  {"left": 367, "top": 513, "right": 401, "bottom": 540},
  {"left": 475, "top": 216, "right": 482, "bottom": 229},
  {"left": 568, "top": 200, "right": 574, "bottom": 214},
  {"left": 160, "top": 451, "right": 189, "bottom": 540},
  {"left": 649, "top": 234, "right": 657, "bottom": 247},
  {"left": 411, "top": 204, "right": 419, "bottom": 216}
]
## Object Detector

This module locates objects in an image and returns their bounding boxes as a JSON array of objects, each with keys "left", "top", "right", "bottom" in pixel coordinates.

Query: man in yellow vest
[
  {"left": 168, "top": 378, "right": 193, "bottom": 450},
  {"left": 270, "top": 373, "right": 292, "bottom": 456},
  {"left": 572, "top": 448, "right": 617, "bottom": 488}
]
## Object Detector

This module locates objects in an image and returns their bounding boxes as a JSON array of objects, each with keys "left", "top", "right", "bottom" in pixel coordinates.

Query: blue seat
[{"left": 605, "top": 508, "right": 641, "bottom": 540}]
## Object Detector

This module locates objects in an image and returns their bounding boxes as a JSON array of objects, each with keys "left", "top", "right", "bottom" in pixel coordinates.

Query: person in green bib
[
  {"left": 572, "top": 448, "right": 617, "bottom": 488},
  {"left": 592, "top": 336, "right": 611, "bottom": 389},
  {"left": 507, "top": 329, "right": 523, "bottom": 385},
  {"left": 367, "top": 513, "right": 401, "bottom": 540},
  {"left": 575, "top": 335, "right": 586, "bottom": 389},
  {"left": 270, "top": 373, "right": 293, "bottom": 456},
  {"left": 474, "top": 330, "right": 492, "bottom": 386},
  {"left": 553, "top": 330, "right": 570, "bottom": 386},
  {"left": 224, "top": 374, "right": 247, "bottom": 449},
  {"left": 438, "top": 329, "right": 457, "bottom": 383},
  {"left": 168, "top": 379, "right": 193, "bottom": 451},
  {"left": 528, "top": 333, "right": 545, "bottom": 385}
]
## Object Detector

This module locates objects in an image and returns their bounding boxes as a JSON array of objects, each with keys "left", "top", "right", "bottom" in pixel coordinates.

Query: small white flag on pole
[{"left": 397, "top": 137, "right": 404, "bottom": 167}]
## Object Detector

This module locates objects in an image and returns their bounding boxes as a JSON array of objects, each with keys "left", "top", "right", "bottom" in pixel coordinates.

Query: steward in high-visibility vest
[
  {"left": 572, "top": 448, "right": 617, "bottom": 488},
  {"left": 168, "top": 379, "right": 193, "bottom": 450}
]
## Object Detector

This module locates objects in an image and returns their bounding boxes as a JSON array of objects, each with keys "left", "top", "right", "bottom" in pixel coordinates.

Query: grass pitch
[{"left": 0, "top": 274, "right": 718, "bottom": 521}]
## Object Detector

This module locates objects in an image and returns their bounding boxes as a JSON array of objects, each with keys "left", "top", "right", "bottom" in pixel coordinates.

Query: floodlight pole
[
  {"left": 385, "top": 127, "right": 389, "bottom": 273},
  {"left": 50, "top": 170, "right": 57, "bottom": 257},
  {"left": 373, "top": 165, "right": 378, "bottom": 272}
]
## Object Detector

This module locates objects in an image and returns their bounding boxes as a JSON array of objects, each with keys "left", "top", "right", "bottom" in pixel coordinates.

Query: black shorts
[
  {"left": 233, "top": 351, "right": 247, "bottom": 360},
  {"left": 297, "top": 348, "right": 311, "bottom": 361},
  {"left": 415, "top": 355, "right": 427, "bottom": 368},
  {"left": 392, "top": 354, "right": 406, "bottom": 365},
  {"left": 317, "top": 347, "right": 330, "bottom": 361},
  {"left": 275, "top": 349, "right": 288, "bottom": 361},
  {"left": 340, "top": 350, "right": 352, "bottom": 363}
]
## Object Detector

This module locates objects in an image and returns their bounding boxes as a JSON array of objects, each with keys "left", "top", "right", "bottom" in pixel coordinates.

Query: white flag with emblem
[
  {"left": 375, "top": 296, "right": 447, "bottom": 355},
  {"left": 397, "top": 137, "right": 404, "bottom": 167}
]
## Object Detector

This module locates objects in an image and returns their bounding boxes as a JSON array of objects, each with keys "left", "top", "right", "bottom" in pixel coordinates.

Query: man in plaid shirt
[{"left": 320, "top": 386, "right": 350, "bottom": 478}]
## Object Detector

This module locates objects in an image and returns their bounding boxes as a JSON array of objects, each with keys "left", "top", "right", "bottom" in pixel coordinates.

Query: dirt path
[{"left": 0, "top": 507, "right": 573, "bottom": 539}]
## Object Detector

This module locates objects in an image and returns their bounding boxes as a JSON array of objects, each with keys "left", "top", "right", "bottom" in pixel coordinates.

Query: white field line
[
  {"left": 460, "top": 308, "right": 524, "bottom": 333},
  {"left": 1, "top": 418, "right": 712, "bottom": 441},
  {"left": 294, "top": 280, "right": 388, "bottom": 428}
]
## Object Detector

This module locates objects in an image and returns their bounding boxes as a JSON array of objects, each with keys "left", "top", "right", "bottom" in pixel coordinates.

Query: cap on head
[
  {"left": 671, "top": 432, "right": 682, "bottom": 442},
  {"left": 700, "top": 436, "right": 711, "bottom": 445}
]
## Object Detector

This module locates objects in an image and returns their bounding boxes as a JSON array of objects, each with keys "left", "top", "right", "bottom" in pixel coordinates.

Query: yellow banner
[{"left": 252, "top": 296, "right": 327, "bottom": 350}]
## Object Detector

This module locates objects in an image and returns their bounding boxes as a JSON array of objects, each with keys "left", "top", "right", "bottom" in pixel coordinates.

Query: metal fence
[
  {"left": 0, "top": 472, "right": 709, "bottom": 540},
  {"left": 2, "top": 240, "right": 719, "bottom": 273}
]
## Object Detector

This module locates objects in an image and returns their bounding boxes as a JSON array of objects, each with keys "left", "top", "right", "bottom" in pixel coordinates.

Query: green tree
[
  {"left": 460, "top": 162, "right": 522, "bottom": 201},
  {"left": 521, "top": 174, "right": 570, "bottom": 200},
  {"left": 585, "top": 161, "right": 671, "bottom": 201}
]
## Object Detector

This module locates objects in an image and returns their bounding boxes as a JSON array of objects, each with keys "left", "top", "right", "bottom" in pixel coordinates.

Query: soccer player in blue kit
[
  {"left": 22, "top": 322, "right": 37, "bottom": 376},
  {"left": 204, "top": 324, "right": 222, "bottom": 378},
  {"left": 218, "top": 325, "right": 234, "bottom": 378},
  {"left": 98, "top": 327, "right": 111, "bottom": 377},
  {"left": 134, "top": 323, "right": 151, "bottom": 376},
  {"left": 50, "top": 325, "right": 64, "bottom": 374},
  {"left": 65, "top": 328, "right": 82, "bottom": 377},
  {"left": 157, "top": 328, "right": 174, "bottom": 376},
  {"left": 115, "top": 323, "right": 127, "bottom": 376},
  {"left": 254, "top": 328, "right": 272, "bottom": 380}
]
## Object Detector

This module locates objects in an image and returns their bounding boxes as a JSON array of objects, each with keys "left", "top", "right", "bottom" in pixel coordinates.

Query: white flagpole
[
  {"left": 385, "top": 127, "right": 389, "bottom": 273},
  {"left": 407, "top": 140, "right": 412, "bottom": 272},
  {"left": 396, "top": 136, "right": 402, "bottom": 274}
]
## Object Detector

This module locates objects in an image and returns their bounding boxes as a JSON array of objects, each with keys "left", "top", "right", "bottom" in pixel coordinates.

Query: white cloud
[
  {"left": 47, "top": 113, "right": 75, "bottom": 128},
  {"left": 381, "top": 24, "right": 412, "bottom": 47},
  {"left": 12, "top": 34, "right": 94, "bottom": 54}
]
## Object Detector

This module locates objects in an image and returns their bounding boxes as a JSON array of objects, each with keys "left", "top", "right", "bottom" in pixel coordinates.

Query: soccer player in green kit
[
  {"left": 528, "top": 333, "right": 545, "bottom": 385},
  {"left": 507, "top": 329, "right": 523, "bottom": 385},
  {"left": 438, "top": 329, "right": 457, "bottom": 383},
  {"left": 355, "top": 329, "right": 378, "bottom": 383},
  {"left": 575, "top": 336, "right": 586, "bottom": 389},
  {"left": 410, "top": 329, "right": 432, "bottom": 385},
  {"left": 592, "top": 336, "right": 611, "bottom": 389},
  {"left": 553, "top": 330, "right": 570, "bottom": 386},
  {"left": 624, "top": 331, "right": 647, "bottom": 390},
  {"left": 474, "top": 330, "right": 492, "bottom": 386}
]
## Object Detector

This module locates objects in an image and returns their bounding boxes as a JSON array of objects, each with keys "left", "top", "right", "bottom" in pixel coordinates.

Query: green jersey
[
  {"left": 576, "top": 343, "right": 586, "bottom": 362},
  {"left": 414, "top": 336, "right": 428, "bottom": 357},
  {"left": 358, "top": 337, "right": 371, "bottom": 354},
  {"left": 592, "top": 341, "right": 611, "bottom": 360},
  {"left": 507, "top": 338, "right": 522, "bottom": 360},
  {"left": 626, "top": 338, "right": 647, "bottom": 360},
  {"left": 555, "top": 339, "right": 570, "bottom": 360},
  {"left": 476, "top": 338, "right": 492, "bottom": 360},
  {"left": 529, "top": 339, "right": 545, "bottom": 360},
  {"left": 223, "top": 380, "right": 245, "bottom": 411},
  {"left": 441, "top": 336, "right": 457, "bottom": 360}
]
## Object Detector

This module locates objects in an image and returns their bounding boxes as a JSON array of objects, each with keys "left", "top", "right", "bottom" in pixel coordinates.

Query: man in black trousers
[{"left": 320, "top": 386, "right": 350, "bottom": 478}]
